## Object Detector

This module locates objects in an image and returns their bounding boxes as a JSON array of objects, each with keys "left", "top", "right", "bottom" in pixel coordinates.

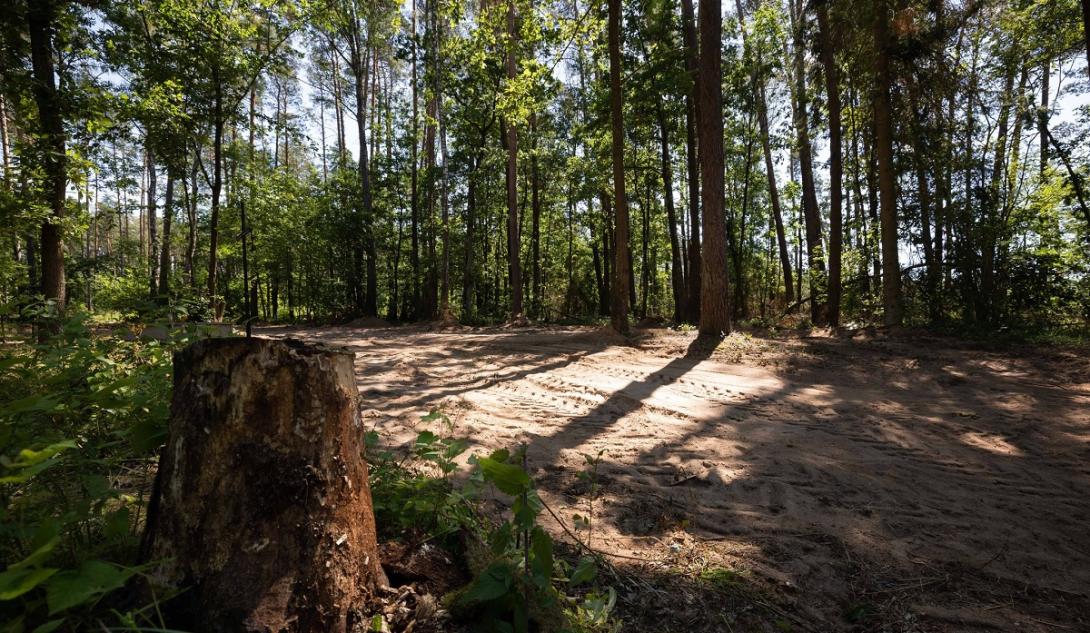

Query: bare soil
[{"left": 263, "top": 324, "right": 1090, "bottom": 633}]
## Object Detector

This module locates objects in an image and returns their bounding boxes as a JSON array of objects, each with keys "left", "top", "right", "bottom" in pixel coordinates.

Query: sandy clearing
[{"left": 263, "top": 324, "right": 1090, "bottom": 632}]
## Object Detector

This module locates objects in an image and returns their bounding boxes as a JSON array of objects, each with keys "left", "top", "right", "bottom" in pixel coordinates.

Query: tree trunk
[
  {"left": 697, "top": 0, "right": 730, "bottom": 335},
  {"left": 790, "top": 0, "right": 826, "bottom": 325},
  {"left": 142, "top": 338, "right": 385, "bottom": 632},
  {"left": 207, "top": 77, "right": 224, "bottom": 301},
  {"left": 351, "top": 34, "right": 377, "bottom": 318},
  {"left": 735, "top": 0, "right": 793, "bottom": 306},
  {"left": 607, "top": 0, "right": 631, "bottom": 335},
  {"left": 147, "top": 144, "right": 158, "bottom": 296},
  {"left": 463, "top": 153, "right": 479, "bottom": 320},
  {"left": 873, "top": 1, "right": 903, "bottom": 326},
  {"left": 1082, "top": 0, "right": 1090, "bottom": 79},
  {"left": 531, "top": 116, "right": 542, "bottom": 319},
  {"left": 410, "top": 1, "right": 421, "bottom": 318},
  {"left": 505, "top": 0, "right": 523, "bottom": 320},
  {"left": 599, "top": 192, "right": 613, "bottom": 317},
  {"left": 1039, "top": 60, "right": 1050, "bottom": 176},
  {"left": 817, "top": 1, "right": 842, "bottom": 326},
  {"left": 187, "top": 154, "right": 199, "bottom": 290},
  {"left": 656, "top": 99, "right": 685, "bottom": 323},
  {"left": 681, "top": 0, "right": 702, "bottom": 324},
  {"left": 158, "top": 170, "right": 174, "bottom": 296},
  {"left": 27, "top": 0, "right": 66, "bottom": 314}
]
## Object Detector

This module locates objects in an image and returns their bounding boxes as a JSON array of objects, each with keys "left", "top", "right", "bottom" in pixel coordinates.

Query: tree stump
[{"left": 142, "top": 337, "right": 385, "bottom": 632}]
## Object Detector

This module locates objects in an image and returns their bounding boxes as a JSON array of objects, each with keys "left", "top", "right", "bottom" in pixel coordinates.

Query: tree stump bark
[{"left": 141, "top": 337, "right": 384, "bottom": 633}]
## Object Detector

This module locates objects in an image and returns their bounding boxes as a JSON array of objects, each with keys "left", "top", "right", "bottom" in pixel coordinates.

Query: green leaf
[
  {"left": 45, "top": 561, "right": 133, "bottom": 614},
  {"left": 0, "top": 440, "right": 78, "bottom": 484},
  {"left": 30, "top": 620, "right": 64, "bottom": 633},
  {"left": 569, "top": 556, "right": 597, "bottom": 587},
  {"left": 512, "top": 490, "right": 543, "bottom": 528},
  {"left": 477, "top": 457, "right": 530, "bottom": 495},
  {"left": 443, "top": 438, "right": 469, "bottom": 461},
  {"left": 0, "top": 567, "right": 58, "bottom": 600},
  {"left": 9, "top": 521, "right": 60, "bottom": 571},
  {"left": 460, "top": 561, "right": 515, "bottom": 605},
  {"left": 103, "top": 507, "right": 131, "bottom": 540},
  {"left": 529, "top": 527, "right": 554, "bottom": 586},
  {"left": 414, "top": 431, "right": 439, "bottom": 448}
]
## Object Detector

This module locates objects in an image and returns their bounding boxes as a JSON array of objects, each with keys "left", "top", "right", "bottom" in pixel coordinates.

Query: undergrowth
[
  {"left": 0, "top": 312, "right": 206, "bottom": 632},
  {"left": 369, "top": 409, "right": 620, "bottom": 632},
  {"left": 0, "top": 314, "right": 618, "bottom": 632}
]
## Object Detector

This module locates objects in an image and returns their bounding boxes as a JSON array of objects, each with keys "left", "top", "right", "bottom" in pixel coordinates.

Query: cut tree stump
[{"left": 141, "top": 337, "right": 385, "bottom": 633}]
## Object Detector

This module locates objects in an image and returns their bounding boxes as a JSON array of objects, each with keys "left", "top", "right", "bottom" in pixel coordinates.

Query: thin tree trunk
[
  {"left": 159, "top": 170, "right": 174, "bottom": 296},
  {"left": 207, "top": 76, "right": 224, "bottom": 301},
  {"left": 349, "top": 24, "right": 377, "bottom": 317},
  {"left": 789, "top": 0, "right": 826, "bottom": 325},
  {"left": 147, "top": 145, "right": 158, "bottom": 295},
  {"left": 607, "top": 0, "right": 631, "bottom": 334},
  {"left": 681, "top": 0, "right": 701, "bottom": 323},
  {"left": 873, "top": 1, "right": 902, "bottom": 326},
  {"left": 410, "top": 0, "right": 421, "bottom": 317},
  {"left": 657, "top": 99, "right": 685, "bottom": 322},
  {"left": 505, "top": 0, "right": 523, "bottom": 319},
  {"left": 1082, "top": 0, "right": 1090, "bottom": 79},
  {"left": 186, "top": 153, "right": 198, "bottom": 290},
  {"left": 1039, "top": 60, "right": 1050, "bottom": 176},
  {"left": 817, "top": 1, "right": 842, "bottom": 325},
  {"left": 531, "top": 116, "right": 542, "bottom": 319}
]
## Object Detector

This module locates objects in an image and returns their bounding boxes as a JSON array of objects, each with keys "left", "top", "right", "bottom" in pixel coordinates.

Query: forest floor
[{"left": 263, "top": 323, "right": 1090, "bottom": 633}]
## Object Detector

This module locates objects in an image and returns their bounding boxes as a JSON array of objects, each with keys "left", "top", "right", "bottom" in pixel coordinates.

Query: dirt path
[{"left": 264, "top": 324, "right": 1090, "bottom": 632}]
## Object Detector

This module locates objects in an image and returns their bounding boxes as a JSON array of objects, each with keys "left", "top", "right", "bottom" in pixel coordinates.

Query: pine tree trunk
[
  {"left": 680, "top": 0, "right": 701, "bottom": 324},
  {"left": 147, "top": 145, "right": 159, "bottom": 296},
  {"left": 158, "top": 170, "right": 174, "bottom": 296},
  {"left": 142, "top": 338, "right": 385, "bottom": 632},
  {"left": 531, "top": 116, "right": 542, "bottom": 319},
  {"left": 207, "top": 78, "right": 224, "bottom": 301},
  {"left": 817, "top": 2, "right": 842, "bottom": 326},
  {"left": 734, "top": 0, "right": 793, "bottom": 308},
  {"left": 27, "top": 0, "right": 66, "bottom": 315},
  {"left": 697, "top": 0, "right": 730, "bottom": 335},
  {"left": 656, "top": 99, "right": 685, "bottom": 323},
  {"left": 790, "top": 0, "right": 826, "bottom": 325},
  {"left": 410, "top": 2, "right": 421, "bottom": 318},
  {"left": 607, "top": 0, "right": 631, "bottom": 335},
  {"left": 873, "top": 1, "right": 902, "bottom": 326},
  {"left": 505, "top": 0, "right": 523, "bottom": 320}
]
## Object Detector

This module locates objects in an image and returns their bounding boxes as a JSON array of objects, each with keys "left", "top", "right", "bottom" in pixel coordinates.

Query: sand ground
[{"left": 263, "top": 324, "right": 1090, "bottom": 632}]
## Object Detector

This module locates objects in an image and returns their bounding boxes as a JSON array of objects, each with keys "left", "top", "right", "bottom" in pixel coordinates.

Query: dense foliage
[{"left": 0, "top": 0, "right": 1086, "bottom": 332}]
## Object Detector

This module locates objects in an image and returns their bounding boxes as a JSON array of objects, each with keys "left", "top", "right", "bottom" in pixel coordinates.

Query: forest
[{"left": 1, "top": 0, "right": 1089, "bottom": 631}]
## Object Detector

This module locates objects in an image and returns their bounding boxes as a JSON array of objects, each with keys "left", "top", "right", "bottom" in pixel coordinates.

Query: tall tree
[
  {"left": 816, "top": 0, "right": 842, "bottom": 326},
  {"left": 872, "top": 0, "right": 902, "bottom": 325},
  {"left": 505, "top": 0, "right": 523, "bottom": 319},
  {"left": 607, "top": 0, "right": 631, "bottom": 334},
  {"left": 789, "top": 0, "right": 826, "bottom": 325},
  {"left": 27, "top": 0, "right": 67, "bottom": 314},
  {"left": 735, "top": 0, "right": 794, "bottom": 306},
  {"left": 697, "top": 0, "right": 730, "bottom": 335},
  {"left": 680, "top": 0, "right": 702, "bottom": 323}
]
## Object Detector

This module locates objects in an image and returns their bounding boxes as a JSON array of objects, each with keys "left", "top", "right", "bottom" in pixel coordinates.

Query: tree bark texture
[{"left": 142, "top": 337, "right": 384, "bottom": 633}]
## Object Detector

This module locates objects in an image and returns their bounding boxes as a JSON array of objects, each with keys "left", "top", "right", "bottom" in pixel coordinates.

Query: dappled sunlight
[
  {"left": 272, "top": 325, "right": 1090, "bottom": 631},
  {"left": 959, "top": 431, "right": 1025, "bottom": 456}
]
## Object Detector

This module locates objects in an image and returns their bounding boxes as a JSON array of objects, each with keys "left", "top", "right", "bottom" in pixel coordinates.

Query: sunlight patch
[{"left": 959, "top": 431, "right": 1023, "bottom": 456}]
